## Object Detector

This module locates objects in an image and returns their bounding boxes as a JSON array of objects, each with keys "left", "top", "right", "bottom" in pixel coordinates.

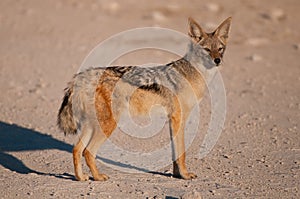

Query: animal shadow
[
  {"left": 0, "top": 121, "right": 173, "bottom": 180},
  {"left": 0, "top": 121, "right": 74, "bottom": 179}
]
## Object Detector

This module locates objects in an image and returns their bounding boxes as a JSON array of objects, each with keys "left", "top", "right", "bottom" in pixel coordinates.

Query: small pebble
[
  {"left": 247, "top": 54, "right": 263, "bottom": 62},
  {"left": 271, "top": 8, "right": 286, "bottom": 21},
  {"left": 206, "top": 3, "right": 220, "bottom": 12},
  {"left": 261, "top": 8, "right": 286, "bottom": 21},
  {"left": 270, "top": 126, "right": 278, "bottom": 132},
  {"left": 166, "top": 4, "right": 180, "bottom": 13},
  {"left": 151, "top": 11, "right": 167, "bottom": 22},
  {"left": 103, "top": 2, "right": 120, "bottom": 14},
  {"left": 246, "top": 38, "right": 269, "bottom": 47},
  {"left": 293, "top": 44, "right": 300, "bottom": 50},
  {"left": 182, "top": 190, "right": 202, "bottom": 199},
  {"left": 222, "top": 154, "right": 230, "bottom": 159}
]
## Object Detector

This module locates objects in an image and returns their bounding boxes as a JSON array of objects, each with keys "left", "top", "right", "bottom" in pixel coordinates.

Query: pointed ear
[
  {"left": 188, "top": 17, "right": 207, "bottom": 42},
  {"left": 214, "top": 17, "right": 232, "bottom": 44}
]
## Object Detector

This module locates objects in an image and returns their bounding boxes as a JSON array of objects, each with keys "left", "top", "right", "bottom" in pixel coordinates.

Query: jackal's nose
[{"left": 214, "top": 58, "right": 221, "bottom": 65}]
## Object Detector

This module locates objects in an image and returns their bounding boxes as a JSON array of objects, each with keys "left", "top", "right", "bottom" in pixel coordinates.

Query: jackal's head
[{"left": 188, "top": 17, "right": 232, "bottom": 66}]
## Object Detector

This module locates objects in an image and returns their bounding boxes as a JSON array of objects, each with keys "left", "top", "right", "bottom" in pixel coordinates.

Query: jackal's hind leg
[
  {"left": 86, "top": 81, "right": 118, "bottom": 181},
  {"left": 83, "top": 148, "right": 109, "bottom": 181},
  {"left": 84, "top": 128, "right": 114, "bottom": 181},
  {"left": 73, "top": 140, "right": 89, "bottom": 181},
  {"left": 83, "top": 131, "right": 110, "bottom": 181}
]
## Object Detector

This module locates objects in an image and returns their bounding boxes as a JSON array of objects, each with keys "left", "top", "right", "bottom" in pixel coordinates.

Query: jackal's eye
[
  {"left": 204, "top": 48, "right": 211, "bottom": 52},
  {"left": 218, "top": 47, "right": 224, "bottom": 53}
]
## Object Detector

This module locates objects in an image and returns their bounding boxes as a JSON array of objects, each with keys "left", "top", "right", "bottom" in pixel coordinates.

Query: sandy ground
[{"left": 0, "top": 0, "right": 299, "bottom": 198}]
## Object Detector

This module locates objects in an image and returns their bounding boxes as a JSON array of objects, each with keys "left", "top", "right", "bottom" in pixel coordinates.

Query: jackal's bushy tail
[{"left": 57, "top": 82, "right": 77, "bottom": 135}]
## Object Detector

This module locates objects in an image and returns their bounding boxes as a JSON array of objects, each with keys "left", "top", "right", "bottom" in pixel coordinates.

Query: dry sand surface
[{"left": 0, "top": 0, "right": 299, "bottom": 198}]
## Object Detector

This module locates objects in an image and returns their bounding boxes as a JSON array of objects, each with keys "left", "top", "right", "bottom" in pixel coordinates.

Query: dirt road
[{"left": 0, "top": 0, "right": 299, "bottom": 198}]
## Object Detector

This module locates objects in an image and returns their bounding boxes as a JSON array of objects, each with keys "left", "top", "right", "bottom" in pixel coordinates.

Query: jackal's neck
[{"left": 181, "top": 41, "right": 218, "bottom": 84}]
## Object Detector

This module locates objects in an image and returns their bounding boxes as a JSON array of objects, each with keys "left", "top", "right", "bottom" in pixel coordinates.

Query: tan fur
[{"left": 58, "top": 17, "right": 232, "bottom": 181}]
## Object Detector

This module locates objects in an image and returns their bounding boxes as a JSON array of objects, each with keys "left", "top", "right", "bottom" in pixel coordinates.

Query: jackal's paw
[
  {"left": 93, "top": 173, "right": 109, "bottom": 181},
  {"left": 76, "top": 173, "right": 89, "bottom": 181},
  {"left": 181, "top": 172, "right": 197, "bottom": 180}
]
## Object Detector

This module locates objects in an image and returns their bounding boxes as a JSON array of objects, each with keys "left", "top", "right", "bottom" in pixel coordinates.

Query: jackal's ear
[
  {"left": 188, "top": 17, "right": 207, "bottom": 42},
  {"left": 214, "top": 17, "right": 232, "bottom": 44}
]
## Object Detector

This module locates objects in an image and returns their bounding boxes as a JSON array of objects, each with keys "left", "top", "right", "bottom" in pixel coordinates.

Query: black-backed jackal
[{"left": 58, "top": 17, "right": 232, "bottom": 181}]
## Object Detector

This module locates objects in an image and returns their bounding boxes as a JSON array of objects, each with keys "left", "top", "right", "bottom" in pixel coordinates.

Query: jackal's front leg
[
  {"left": 170, "top": 109, "right": 197, "bottom": 180},
  {"left": 173, "top": 152, "right": 197, "bottom": 180}
]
